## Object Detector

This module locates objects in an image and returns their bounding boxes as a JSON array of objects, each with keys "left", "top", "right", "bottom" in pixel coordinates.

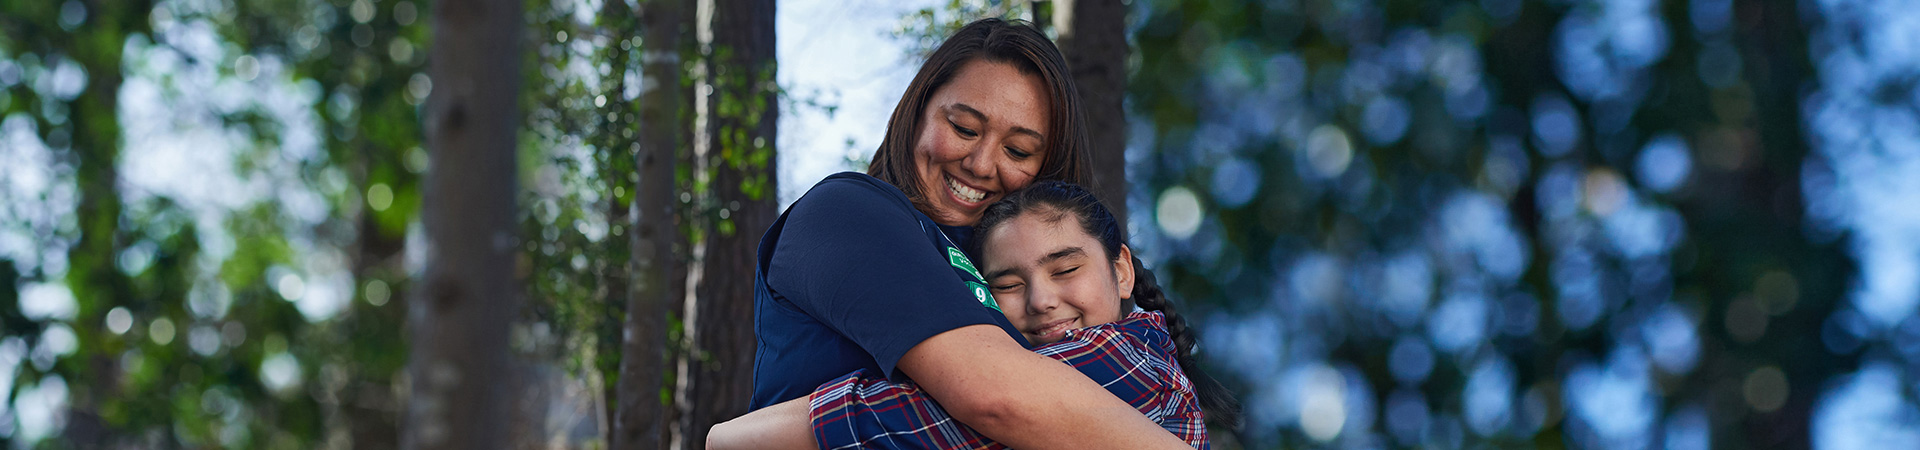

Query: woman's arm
[
  {"left": 898, "top": 324, "right": 1194, "bottom": 450},
  {"left": 808, "top": 314, "right": 1204, "bottom": 450},
  {"left": 708, "top": 396, "right": 816, "bottom": 450}
]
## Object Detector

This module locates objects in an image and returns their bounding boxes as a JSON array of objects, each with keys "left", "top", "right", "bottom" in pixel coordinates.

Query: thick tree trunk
[
  {"left": 679, "top": 0, "right": 777, "bottom": 447},
  {"left": 403, "top": 1, "right": 523, "bottom": 449},
  {"left": 613, "top": 0, "right": 691, "bottom": 448},
  {"left": 1053, "top": 0, "right": 1131, "bottom": 225}
]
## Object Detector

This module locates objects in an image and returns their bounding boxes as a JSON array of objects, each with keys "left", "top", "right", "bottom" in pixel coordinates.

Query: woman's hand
[{"left": 707, "top": 396, "right": 817, "bottom": 450}]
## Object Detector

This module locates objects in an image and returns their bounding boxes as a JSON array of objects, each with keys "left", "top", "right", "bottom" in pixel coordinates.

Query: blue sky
[{"left": 777, "top": 0, "right": 942, "bottom": 207}]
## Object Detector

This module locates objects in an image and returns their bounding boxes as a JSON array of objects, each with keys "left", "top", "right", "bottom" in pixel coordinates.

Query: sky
[{"left": 775, "top": 0, "right": 941, "bottom": 207}]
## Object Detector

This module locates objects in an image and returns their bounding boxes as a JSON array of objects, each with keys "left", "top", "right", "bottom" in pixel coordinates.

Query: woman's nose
[{"left": 960, "top": 140, "right": 997, "bottom": 179}]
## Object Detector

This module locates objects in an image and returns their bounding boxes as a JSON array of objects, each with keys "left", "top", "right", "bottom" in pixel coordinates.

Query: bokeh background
[{"left": 3, "top": 0, "right": 1918, "bottom": 448}]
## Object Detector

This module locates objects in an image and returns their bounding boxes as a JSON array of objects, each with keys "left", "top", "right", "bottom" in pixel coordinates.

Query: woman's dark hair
[
  {"left": 971, "top": 181, "right": 1243, "bottom": 430},
  {"left": 867, "top": 18, "right": 1091, "bottom": 205}
]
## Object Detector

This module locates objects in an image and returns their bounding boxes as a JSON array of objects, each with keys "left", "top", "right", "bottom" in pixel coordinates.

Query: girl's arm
[{"left": 708, "top": 396, "right": 815, "bottom": 450}]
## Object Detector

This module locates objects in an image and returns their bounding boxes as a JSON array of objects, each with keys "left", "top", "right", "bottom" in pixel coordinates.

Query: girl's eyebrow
[
  {"left": 982, "top": 246, "right": 1085, "bottom": 280},
  {"left": 1036, "top": 246, "right": 1085, "bottom": 266}
]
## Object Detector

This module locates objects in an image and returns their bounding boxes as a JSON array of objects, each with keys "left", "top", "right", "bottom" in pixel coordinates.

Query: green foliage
[
  {"left": 1125, "top": 0, "right": 1848, "bottom": 448},
  {"left": 893, "top": 0, "right": 1037, "bottom": 59}
]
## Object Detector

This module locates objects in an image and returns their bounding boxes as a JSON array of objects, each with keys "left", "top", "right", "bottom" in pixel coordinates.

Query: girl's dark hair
[
  {"left": 867, "top": 18, "right": 1091, "bottom": 205},
  {"left": 972, "top": 181, "right": 1243, "bottom": 430}
]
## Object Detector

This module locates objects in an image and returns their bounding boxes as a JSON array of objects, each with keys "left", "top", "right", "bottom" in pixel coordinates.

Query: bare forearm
[{"left": 708, "top": 397, "right": 816, "bottom": 450}]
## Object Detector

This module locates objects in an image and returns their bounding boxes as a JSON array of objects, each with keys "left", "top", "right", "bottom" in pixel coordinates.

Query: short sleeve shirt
[{"left": 750, "top": 172, "right": 1029, "bottom": 409}]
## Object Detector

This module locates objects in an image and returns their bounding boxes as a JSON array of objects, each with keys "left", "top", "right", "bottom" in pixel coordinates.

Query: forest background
[{"left": 2, "top": 0, "right": 1919, "bottom": 449}]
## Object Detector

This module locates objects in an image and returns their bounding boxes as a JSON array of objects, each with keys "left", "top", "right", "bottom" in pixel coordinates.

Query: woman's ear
[{"left": 1114, "top": 244, "right": 1136, "bottom": 300}]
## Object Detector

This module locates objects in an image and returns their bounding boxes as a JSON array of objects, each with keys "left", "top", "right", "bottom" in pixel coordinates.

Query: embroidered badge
[
  {"left": 966, "top": 281, "right": 998, "bottom": 311},
  {"left": 948, "top": 247, "right": 983, "bottom": 280}
]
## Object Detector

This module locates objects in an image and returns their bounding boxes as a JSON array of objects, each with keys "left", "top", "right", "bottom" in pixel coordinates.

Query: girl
[{"left": 715, "top": 181, "right": 1240, "bottom": 449}]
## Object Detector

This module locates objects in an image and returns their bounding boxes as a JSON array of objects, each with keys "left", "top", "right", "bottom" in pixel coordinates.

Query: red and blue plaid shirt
[{"left": 808, "top": 311, "right": 1209, "bottom": 449}]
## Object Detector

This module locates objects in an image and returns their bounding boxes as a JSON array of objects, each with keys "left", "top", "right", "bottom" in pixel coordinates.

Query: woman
[
  {"left": 739, "top": 18, "right": 1193, "bottom": 450},
  {"left": 716, "top": 181, "right": 1242, "bottom": 449}
]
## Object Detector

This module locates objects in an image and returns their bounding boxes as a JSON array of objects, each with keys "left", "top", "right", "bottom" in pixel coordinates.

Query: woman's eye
[
  {"left": 1005, "top": 147, "right": 1032, "bottom": 159},
  {"left": 951, "top": 121, "right": 979, "bottom": 138}
]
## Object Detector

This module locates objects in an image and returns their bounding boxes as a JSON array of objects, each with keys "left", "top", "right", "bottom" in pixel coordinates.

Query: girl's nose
[{"left": 1025, "top": 284, "right": 1059, "bottom": 315}]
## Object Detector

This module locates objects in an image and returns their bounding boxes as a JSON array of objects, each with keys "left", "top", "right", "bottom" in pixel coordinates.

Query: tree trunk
[
  {"left": 613, "top": 0, "right": 691, "bottom": 448},
  {"left": 679, "top": 0, "right": 777, "bottom": 447},
  {"left": 403, "top": 0, "right": 523, "bottom": 449},
  {"left": 1053, "top": 0, "right": 1131, "bottom": 225},
  {"left": 57, "top": 0, "right": 149, "bottom": 444}
]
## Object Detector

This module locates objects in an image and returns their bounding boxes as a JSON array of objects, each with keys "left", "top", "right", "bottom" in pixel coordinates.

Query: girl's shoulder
[{"left": 1059, "top": 311, "right": 1175, "bottom": 357}]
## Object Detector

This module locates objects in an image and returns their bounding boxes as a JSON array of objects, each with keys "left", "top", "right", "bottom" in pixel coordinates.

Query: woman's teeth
[{"left": 947, "top": 177, "right": 985, "bottom": 203}]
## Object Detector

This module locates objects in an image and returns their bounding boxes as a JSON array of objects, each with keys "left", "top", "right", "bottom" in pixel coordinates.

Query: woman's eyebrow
[
  {"left": 947, "top": 103, "right": 987, "bottom": 121},
  {"left": 948, "top": 103, "right": 1045, "bottom": 141}
]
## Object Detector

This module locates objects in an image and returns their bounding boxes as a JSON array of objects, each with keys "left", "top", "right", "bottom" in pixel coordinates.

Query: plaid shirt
[{"left": 809, "top": 311, "right": 1209, "bottom": 449}]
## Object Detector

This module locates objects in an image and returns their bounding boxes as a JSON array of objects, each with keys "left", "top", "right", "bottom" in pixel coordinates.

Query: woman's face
[
  {"left": 913, "top": 60, "right": 1050, "bottom": 226},
  {"left": 979, "top": 211, "right": 1132, "bottom": 344}
]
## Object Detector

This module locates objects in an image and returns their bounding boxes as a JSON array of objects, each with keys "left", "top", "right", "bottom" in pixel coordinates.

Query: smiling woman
[
  {"left": 908, "top": 60, "right": 1051, "bottom": 225},
  {"left": 720, "top": 18, "right": 1193, "bottom": 450},
  {"left": 868, "top": 19, "right": 1091, "bottom": 226}
]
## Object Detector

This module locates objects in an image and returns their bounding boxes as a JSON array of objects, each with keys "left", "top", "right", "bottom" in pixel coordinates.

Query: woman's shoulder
[
  {"left": 795, "top": 172, "right": 911, "bottom": 208},
  {"left": 780, "top": 172, "right": 922, "bottom": 229}
]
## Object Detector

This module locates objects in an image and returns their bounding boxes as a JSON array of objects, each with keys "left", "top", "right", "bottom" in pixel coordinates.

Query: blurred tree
[
  {"left": 1053, "top": 0, "right": 1132, "bottom": 224},
  {"left": 402, "top": 0, "right": 523, "bottom": 450},
  {"left": 1, "top": 0, "right": 786, "bottom": 447},
  {"left": 615, "top": 0, "right": 693, "bottom": 448},
  {"left": 0, "top": 0, "right": 160, "bottom": 446},
  {"left": 677, "top": 0, "right": 777, "bottom": 447}
]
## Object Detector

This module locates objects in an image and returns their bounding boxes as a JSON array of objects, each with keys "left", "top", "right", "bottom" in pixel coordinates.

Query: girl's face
[
  {"left": 912, "top": 60, "right": 1050, "bottom": 226},
  {"left": 979, "top": 211, "right": 1132, "bottom": 344}
]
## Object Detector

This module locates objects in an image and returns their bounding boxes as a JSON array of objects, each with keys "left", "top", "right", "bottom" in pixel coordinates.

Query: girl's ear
[{"left": 1114, "top": 244, "right": 1136, "bottom": 300}]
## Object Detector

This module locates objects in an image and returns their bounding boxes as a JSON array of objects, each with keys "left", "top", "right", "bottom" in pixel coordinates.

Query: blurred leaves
[{"left": 1127, "top": 0, "right": 1855, "bottom": 448}]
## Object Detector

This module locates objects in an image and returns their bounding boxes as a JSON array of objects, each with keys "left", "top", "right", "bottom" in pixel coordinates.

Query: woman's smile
[{"left": 945, "top": 174, "right": 989, "bottom": 204}]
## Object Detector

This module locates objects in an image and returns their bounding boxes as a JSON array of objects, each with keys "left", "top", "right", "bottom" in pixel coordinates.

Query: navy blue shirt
[{"left": 750, "top": 172, "right": 1029, "bottom": 409}]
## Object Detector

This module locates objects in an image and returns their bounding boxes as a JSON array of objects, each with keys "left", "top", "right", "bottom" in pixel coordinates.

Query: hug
[{"left": 708, "top": 18, "right": 1239, "bottom": 450}]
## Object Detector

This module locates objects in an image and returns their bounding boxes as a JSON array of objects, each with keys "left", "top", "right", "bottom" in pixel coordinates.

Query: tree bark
[
  {"left": 679, "top": 0, "right": 777, "bottom": 447},
  {"left": 613, "top": 0, "right": 691, "bottom": 448},
  {"left": 1053, "top": 0, "right": 1131, "bottom": 225},
  {"left": 403, "top": 1, "right": 523, "bottom": 449}
]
